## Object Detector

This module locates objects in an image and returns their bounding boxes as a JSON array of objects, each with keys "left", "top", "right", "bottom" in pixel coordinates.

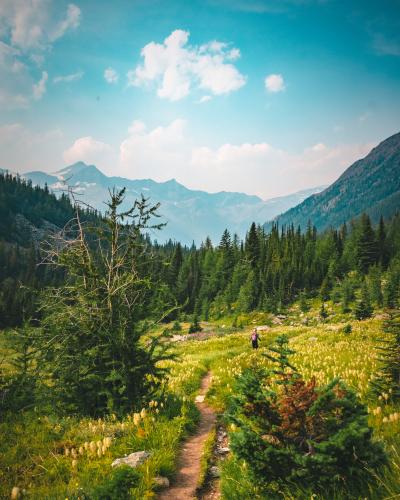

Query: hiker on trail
[{"left": 250, "top": 328, "right": 260, "bottom": 349}]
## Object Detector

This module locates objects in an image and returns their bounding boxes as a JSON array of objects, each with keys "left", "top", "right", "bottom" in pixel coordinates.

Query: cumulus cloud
[
  {"left": 129, "top": 29, "right": 246, "bottom": 101},
  {"left": 190, "top": 139, "right": 374, "bottom": 198},
  {"left": 104, "top": 67, "right": 119, "bottom": 84},
  {"left": 265, "top": 73, "right": 285, "bottom": 92},
  {"left": 119, "top": 119, "right": 188, "bottom": 178},
  {"left": 33, "top": 70, "right": 48, "bottom": 100},
  {"left": 113, "top": 119, "right": 374, "bottom": 199},
  {"left": 63, "top": 136, "right": 115, "bottom": 170},
  {"left": 53, "top": 71, "right": 83, "bottom": 84}
]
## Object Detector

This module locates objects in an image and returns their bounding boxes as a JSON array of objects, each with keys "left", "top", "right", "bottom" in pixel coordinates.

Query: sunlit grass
[{"left": 2, "top": 311, "right": 400, "bottom": 498}]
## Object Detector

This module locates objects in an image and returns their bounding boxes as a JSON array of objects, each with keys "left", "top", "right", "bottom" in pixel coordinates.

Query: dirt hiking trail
[{"left": 158, "top": 372, "right": 217, "bottom": 500}]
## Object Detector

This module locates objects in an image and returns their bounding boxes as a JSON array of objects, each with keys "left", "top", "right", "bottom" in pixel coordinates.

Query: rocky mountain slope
[{"left": 266, "top": 132, "right": 400, "bottom": 231}]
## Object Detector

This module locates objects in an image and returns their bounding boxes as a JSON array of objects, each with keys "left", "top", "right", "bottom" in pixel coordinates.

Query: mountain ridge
[
  {"left": 265, "top": 132, "right": 400, "bottom": 232},
  {"left": 16, "top": 163, "right": 325, "bottom": 245}
]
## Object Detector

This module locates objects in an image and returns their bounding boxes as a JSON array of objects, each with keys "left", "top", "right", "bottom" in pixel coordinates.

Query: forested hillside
[
  {"left": 267, "top": 132, "right": 400, "bottom": 232},
  {"left": 0, "top": 173, "right": 99, "bottom": 327}
]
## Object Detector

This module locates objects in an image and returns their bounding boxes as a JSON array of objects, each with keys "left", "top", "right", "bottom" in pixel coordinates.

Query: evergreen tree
[
  {"left": 319, "top": 301, "right": 328, "bottom": 320},
  {"left": 245, "top": 222, "right": 260, "bottom": 268},
  {"left": 341, "top": 276, "right": 355, "bottom": 313},
  {"left": 168, "top": 243, "right": 183, "bottom": 287},
  {"left": 237, "top": 269, "right": 257, "bottom": 312},
  {"left": 34, "top": 189, "right": 169, "bottom": 415},
  {"left": 377, "top": 216, "right": 388, "bottom": 268},
  {"left": 227, "top": 337, "right": 386, "bottom": 494},
  {"left": 371, "top": 311, "right": 400, "bottom": 401},
  {"left": 320, "top": 276, "right": 330, "bottom": 301},
  {"left": 299, "top": 290, "right": 310, "bottom": 312},
  {"left": 356, "top": 213, "right": 378, "bottom": 274},
  {"left": 355, "top": 281, "right": 373, "bottom": 320},
  {"left": 384, "top": 265, "right": 399, "bottom": 308},
  {"left": 368, "top": 266, "right": 383, "bottom": 307},
  {"left": 188, "top": 314, "right": 202, "bottom": 333}
]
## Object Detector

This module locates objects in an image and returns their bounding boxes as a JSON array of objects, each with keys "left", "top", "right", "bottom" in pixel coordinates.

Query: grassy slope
[{"left": 1, "top": 308, "right": 400, "bottom": 498}]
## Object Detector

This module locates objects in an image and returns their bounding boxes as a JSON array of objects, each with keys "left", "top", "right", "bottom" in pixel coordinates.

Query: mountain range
[
  {"left": 19, "top": 164, "right": 324, "bottom": 245},
  {"left": 265, "top": 131, "right": 400, "bottom": 232}
]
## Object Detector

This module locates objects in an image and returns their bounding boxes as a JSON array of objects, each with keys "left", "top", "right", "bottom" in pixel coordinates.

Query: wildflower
[
  {"left": 89, "top": 441, "right": 97, "bottom": 453},
  {"left": 78, "top": 447, "right": 84, "bottom": 455},
  {"left": 140, "top": 408, "right": 147, "bottom": 419},
  {"left": 133, "top": 413, "right": 141, "bottom": 426},
  {"left": 11, "top": 487, "right": 20, "bottom": 499},
  {"left": 64, "top": 448, "right": 70, "bottom": 456},
  {"left": 97, "top": 448, "right": 102, "bottom": 458},
  {"left": 72, "top": 459, "right": 78, "bottom": 469}
]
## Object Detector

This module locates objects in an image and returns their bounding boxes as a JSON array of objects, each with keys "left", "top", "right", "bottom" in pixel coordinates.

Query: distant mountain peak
[{"left": 54, "top": 161, "right": 104, "bottom": 180}]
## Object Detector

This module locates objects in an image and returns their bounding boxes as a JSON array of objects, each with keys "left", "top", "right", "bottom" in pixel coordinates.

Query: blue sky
[{"left": 0, "top": 0, "right": 399, "bottom": 198}]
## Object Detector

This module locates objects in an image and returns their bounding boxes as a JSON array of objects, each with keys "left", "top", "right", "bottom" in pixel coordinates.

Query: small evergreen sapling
[
  {"left": 319, "top": 302, "right": 328, "bottom": 320},
  {"left": 188, "top": 314, "right": 202, "bottom": 333},
  {"left": 299, "top": 291, "right": 310, "bottom": 313}
]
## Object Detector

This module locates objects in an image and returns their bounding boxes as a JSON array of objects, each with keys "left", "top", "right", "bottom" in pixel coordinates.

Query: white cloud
[
  {"left": 0, "top": 1, "right": 81, "bottom": 107},
  {"left": 63, "top": 136, "right": 115, "bottom": 169},
  {"left": 190, "top": 139, "right": 374, "bottom": 198},
  {"left": 199, "top": 95, "right": 212, "bottom": 103},
  {"left": 50, "top": 3, "right": 81, "bottom": 42},
  {"left": 104, "top": 67, "right": 119, "bottom": 84},
  {"left": 0, "top": 122, "right": 63, "bottom": 170},
  {"left": 0, "top": 1, "right": 81, "bottom": 52},
  {"left": 129, "top": 29, "right": 246, "bottom": 101},
  {"left": 119, "top": 119, "right": 188, "bottom": 178},
  {"left": 7, "top": 118, "right": 375, "bottom": 200},
  {"left": 53, "top": 71, "right": 83, "bottom": 84},
  {"left": 33, "top": 70, "right": 48, "bottom": 100},
  {"left": 114, "top": 119, "right": 374, "bottom": 199},
  {"left": 265, "top": 73, "right": 285, "bottom": 93}
]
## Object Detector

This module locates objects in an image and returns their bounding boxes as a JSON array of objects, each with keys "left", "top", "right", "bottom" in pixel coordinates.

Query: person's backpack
[{"left": 251, "top": 331, "right": 257, "bottom": 341}]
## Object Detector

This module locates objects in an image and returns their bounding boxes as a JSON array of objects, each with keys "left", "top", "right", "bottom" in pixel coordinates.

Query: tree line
[{"left": 1, "top": 172, "right": 400, "bottom": 331}]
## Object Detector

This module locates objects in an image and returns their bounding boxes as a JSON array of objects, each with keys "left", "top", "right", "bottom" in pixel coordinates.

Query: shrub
[
  {"left": 171, "top": 320, "right": 182, "bottom": 332},
  {"left": 342, "top": 324, "right": 352, "bottom": 335},
  {"left": 92, "top": 466, "right": 139, "bottom": 500}
]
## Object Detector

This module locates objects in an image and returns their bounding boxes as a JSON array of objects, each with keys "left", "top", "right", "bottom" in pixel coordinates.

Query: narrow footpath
[{"left": 158, "top": 372, "right": 217, "bottom": 500}]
